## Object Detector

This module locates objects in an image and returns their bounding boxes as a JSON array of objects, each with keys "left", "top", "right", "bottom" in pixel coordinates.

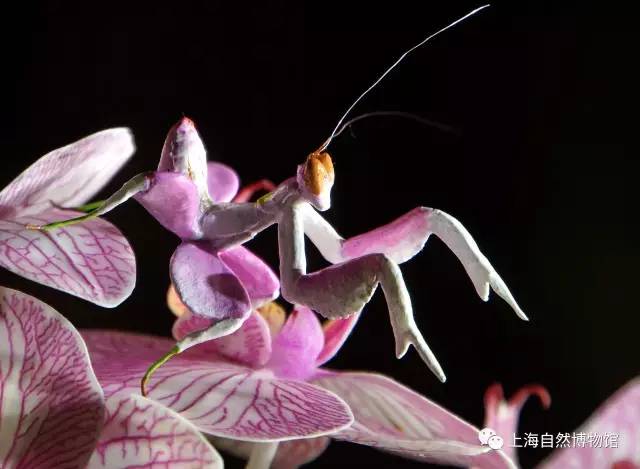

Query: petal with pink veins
[
  {"left": 0, "top": 128, "right": 135, "bottom": 218},
  {"left": 82, "top": 330, "right": 354, "bottom": 441},
  {"left": 0, "top": 208, "right": 135, "bottom": 307},
  {"left": 0, "top": 287, "right": 104, "bottom": 469},
  {"left": 315, "top": 312, "right": 361, "bottom": 366},
  {"left": 314, "top": 372, "right": 517, "bottom": 468},
  {"left": 268, "top": 306, "right": 324, "bottom": 380},
  {"left": 207, "top": 162, "right": 240, "bottom": 203},
  {"left": 483, "top": 382, "right": 551, "bottom": 464},
  {"left": 538, "top": 378, "right": 640, "bottom": 469},
  {"left": 219, "top": 246, "right": 280, "bottom": 308},
  {"left": 170, "top": 241, "right": 251, "bottom": 321},
  {"left": 90, "top": 393, "right": 223, "bottom": 469}
]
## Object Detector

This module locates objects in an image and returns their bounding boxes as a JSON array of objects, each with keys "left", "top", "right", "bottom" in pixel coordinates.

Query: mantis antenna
[
  {"left": 318, "top": 4, "right": 491, "bottom": 152},
  {"left": 332, "top": 110, "right": 459, "bottom": 139}
]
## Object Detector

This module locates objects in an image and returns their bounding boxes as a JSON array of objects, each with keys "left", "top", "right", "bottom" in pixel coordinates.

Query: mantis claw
[
  {"left": 392, "top": 316, "right": 447, "bottom": 382},
  {"left": 404, "top": 330, "right": 447, "bottom": 383},
  {"left": 488, "top": 272, "right": 529, "bottom": 321}
]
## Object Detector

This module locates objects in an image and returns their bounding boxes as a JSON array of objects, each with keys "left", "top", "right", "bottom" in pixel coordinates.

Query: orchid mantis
[
  {"left": 32, "top": 115, "right": 526, "bottom": 384},
  {"left": 30, "top": 5, "right": 526, "bottom": 385}
]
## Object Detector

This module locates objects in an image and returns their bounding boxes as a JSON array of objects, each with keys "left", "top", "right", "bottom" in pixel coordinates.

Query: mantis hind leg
[{"left": 280, "top": 253, "right": 446, "bottom": 382}]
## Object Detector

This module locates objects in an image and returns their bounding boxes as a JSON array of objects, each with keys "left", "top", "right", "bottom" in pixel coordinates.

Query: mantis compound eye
[
  {"left": 305, "top": 152, "right": 334, "bottom": 194},
  {"left": 298, "top": 151, "right": 335, "bottom": 211}
]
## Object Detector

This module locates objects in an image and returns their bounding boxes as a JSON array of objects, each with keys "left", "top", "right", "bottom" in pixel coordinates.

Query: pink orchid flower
[
  {"left": 0, "top": 129, "right": 136, "bottom": 306},
  {"left": 482, "top": 381, "right": 640, "bottom": 469},
  {"left": 0, "top": 286, "right": 223, "bottom": 468},
  {"left": 81, "top": 293, "right": 517, "bottom": 469}
]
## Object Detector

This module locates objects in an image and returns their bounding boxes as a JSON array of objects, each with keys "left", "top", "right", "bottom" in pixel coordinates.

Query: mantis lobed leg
[
  {"left": 278, "top": 202, "right": 446, "bottom": 382},
  {"left": 27, "top": 172, "right": 151, "bottom": 231}
]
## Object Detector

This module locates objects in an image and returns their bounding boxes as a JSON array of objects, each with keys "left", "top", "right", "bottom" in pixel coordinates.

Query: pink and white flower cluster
[{"left": 0, "top": 125, "right": 637, "bottom": 469}]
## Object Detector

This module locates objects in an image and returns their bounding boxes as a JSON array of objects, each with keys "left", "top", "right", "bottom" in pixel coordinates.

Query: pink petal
[
  {"left": 315, "top": 312, "right": 361, "bottom": 366},
  {"left": 134, "top": 171, "right": 201, "bottom": 239},
  {"left": 0, "top": 128, "right": 135, "bottom": 218},
  {"left": 219, "top": 246, "right": 280, "bottom": 308},
  {"left": 194, "top": 311, "right": 273, "bottom": 368},
  {"left": 170, "top": 241, "right": 251, "bottom": 321},
  {"left": 232, "top": 179, "right": 277, "bottom": 203},
  {"left": 342, "top": 207, "right": 431, "bottom": 264},
  {"left": 538, "top": 378, "right": 640, "bottom": 469},
  {"left": 0, "top": 287, "right": 104, "bottom": 469},
  {"left": 90, "top": 393, "right": 223, "bottom": 468},
  {"left": 267, "top": 306, "right": 324, "bottom": 380},
  {"left": 483, "top": 382, "right": 551, "bottom": 464},
  {"left": 0, "top": 208, "right": 135, "bottom": 307},
  {"left": 83, "top": 330, "right": 354, "bottom": 441},
  {"left": 314, "top": 372, "right": 516, "bottom": 468},
  {"left": 207, "top": 162, "right": 240, "bottom": 203},
  {"left": 211, "top": 436, "right": 330, "bottom": 469}
]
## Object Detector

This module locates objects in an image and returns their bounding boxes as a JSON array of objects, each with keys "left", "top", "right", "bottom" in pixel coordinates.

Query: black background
[{"left": 2, "top": 1, "right": 638, "bottom": 468}]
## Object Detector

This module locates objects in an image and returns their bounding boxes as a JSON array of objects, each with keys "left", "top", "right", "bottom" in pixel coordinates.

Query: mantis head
[
  {"left": 158, "top": 117, "right": 209, "bottom": 197},
  {"left": 297, "top": 150, "right": 334, "bottom": 211}
]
